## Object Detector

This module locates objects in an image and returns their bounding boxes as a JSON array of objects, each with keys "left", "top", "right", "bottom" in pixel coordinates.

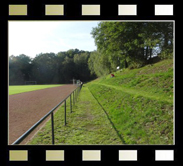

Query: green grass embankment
[
  {"left": 92, "top": 59, "right": 173, "bottom": 103},
  {"left": 9, "top": 84, "right": 63, "bottom": 95},
  {"left": 87, "top": 59, "right": 173, "bottom": 144},
  {"left": 29, "top": 59, "right": 173, "bottom": 145}
]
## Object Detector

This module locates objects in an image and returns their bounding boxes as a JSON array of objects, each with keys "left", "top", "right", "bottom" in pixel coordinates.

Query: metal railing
[{"left": 11, "top": 84, "right": 82, "bottom": 145}]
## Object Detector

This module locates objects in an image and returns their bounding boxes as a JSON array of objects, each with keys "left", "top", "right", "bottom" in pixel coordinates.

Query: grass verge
[{"left": 28, "top": 85, "right": 122, "bottom": 145}]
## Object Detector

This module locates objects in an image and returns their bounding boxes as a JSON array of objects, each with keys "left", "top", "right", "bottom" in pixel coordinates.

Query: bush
[
  {"left": 158, "top": 49, "right": 173, "bottom": 60},
  {"left": 128, "top": 60, "right": 144, "bottom": 69}
]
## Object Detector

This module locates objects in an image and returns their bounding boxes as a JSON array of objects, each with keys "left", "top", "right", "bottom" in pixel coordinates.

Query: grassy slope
[
  {"left": 28, "top": 59, "right": 173, "bottom": 145},
  {"left": 9, "top": 85, "right": 63, "bottom": 95},
  {"left": 87, "top": 59, "right": 173, "bottom": 144},
  {"left": 91, "top": 59, "right": 173, "bottom": 103}
]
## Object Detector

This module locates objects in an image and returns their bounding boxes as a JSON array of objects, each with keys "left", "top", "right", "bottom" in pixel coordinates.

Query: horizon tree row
[{"left": 9, "top": 49, "right": 96, "bottom": 85}]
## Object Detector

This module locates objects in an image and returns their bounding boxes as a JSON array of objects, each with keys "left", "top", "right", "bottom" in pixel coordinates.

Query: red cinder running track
[{"left": 9, "top": 84, "right": 77, "bottom": 145}]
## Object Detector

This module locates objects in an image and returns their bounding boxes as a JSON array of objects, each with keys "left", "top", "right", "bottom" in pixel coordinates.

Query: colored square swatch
[
  {"left": 82, "top": 5, "right": 100, "bottom": 15},
  {"left": 45, "top": 5, "right": 64, "bottom": 15},
  {"left": 119, "top": 150, "right": 137, "bottom": 161},
  {"left": 9, "top": 150, "right": 28, "bottom": 161},
  {"left": 82, "top": 150, "right": 101, "bottom": 161},
  {"left": 46, "top": 150, "right": 64, "bottom": 161},
  {"left": 155, "top": 5, "right": 173, "bottom": 15},
  {"left": 155, "top": 150, "right": 174, "bottom": 161},
  {"left": 9, "top": 5, "right": 27, "bottom": 15},
  {"left": 118, "top": 5, "right": 137, "bottom": 15}
]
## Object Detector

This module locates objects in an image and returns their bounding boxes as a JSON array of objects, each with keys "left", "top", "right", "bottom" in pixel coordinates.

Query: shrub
[{"left": 158, "top": 49, "right": 173, "bottom": 60}]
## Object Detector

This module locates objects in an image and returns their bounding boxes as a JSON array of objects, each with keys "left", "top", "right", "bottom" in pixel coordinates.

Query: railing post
[
  {"left": 51, "top": 112, "right": 54, "bottom": 144},
  {"left": 77, "top": 87, "right": 79, "bottom": 100},
  {"left": 73, "top": 91, "right": 75, "bottom": 106},
  {"left": 76, "top": 89, "right": 77, "bottom": 102},
  {"left": 64, "top": 100, "right": 66, "bottom": 125},
  {"left": 76, "top": 88, "right": 78, "bottom": 102},
  {"left": 70, "top": 94, "right": 72, "bottom": 113},
  {"left": 75, "top": 89, "right": 77, "bottom": 102}
]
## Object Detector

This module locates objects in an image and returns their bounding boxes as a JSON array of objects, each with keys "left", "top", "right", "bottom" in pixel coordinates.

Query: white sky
[{"left": 9, "top": 21, "right": 99, "bottom": 58}]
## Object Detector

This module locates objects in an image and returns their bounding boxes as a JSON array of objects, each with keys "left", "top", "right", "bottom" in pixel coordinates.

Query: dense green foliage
[
  {"left": 89, "top": 22, "right": 173, "bottom": 76},
  {"left": 9, "top": 49, "right": 96, "bottom": 85}
]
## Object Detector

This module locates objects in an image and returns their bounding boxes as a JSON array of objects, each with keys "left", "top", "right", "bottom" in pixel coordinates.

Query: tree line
[
  {"left": 9, "top": 22, "right": 173, "bottom": 85},
  {"left": 9, "top": 49, "right": 96, "bottom": 85},
  {"left": 88, "top": 22, "right": 173, "bottom": 76}
]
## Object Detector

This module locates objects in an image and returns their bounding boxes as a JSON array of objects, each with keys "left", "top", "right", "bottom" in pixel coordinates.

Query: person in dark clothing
[{"left": 111, "top": 73, "right": 115, "bottom": 77}]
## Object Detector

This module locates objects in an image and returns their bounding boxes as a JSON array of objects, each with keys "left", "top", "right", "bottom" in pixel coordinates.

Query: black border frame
[{"left": 0, "top": 0, "right": 180, "bottom": 166}]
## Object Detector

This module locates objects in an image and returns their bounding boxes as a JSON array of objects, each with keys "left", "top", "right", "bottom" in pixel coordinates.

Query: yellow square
[
  {"left": 46, "top": 150, "right": 64, "bottom": 161},
  {"left": 9, "top": 150, "right": 28, "bottom": 161},
  {"left": 82, "top": 5, "right": 100, "bottom": 15},
  {"left": 45, "top": 5, "right": 64, "bottom": 15},
  {"left": 9, "top": 5, "right": 27, "bottom": 15}
]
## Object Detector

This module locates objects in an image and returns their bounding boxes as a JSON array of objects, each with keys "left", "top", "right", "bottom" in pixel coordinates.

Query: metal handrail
[{"left": 11, "top": 84, "right": 82, "bottom": 145}]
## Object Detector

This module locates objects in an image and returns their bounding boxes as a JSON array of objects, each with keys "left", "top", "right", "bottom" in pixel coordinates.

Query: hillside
[
  {"left": 87, "top": 59, "right": 173, "bottom": 144},
  {"left": 29, "top": 59, "right": 173, "bottom": 145}
]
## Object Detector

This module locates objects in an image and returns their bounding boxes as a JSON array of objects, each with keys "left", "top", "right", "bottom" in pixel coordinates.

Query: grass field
[
  {"left": 28, "top": 59, "right": 173, "bottom": 145},
  {"left": 9, "top": 84, "right": 63, "bottom": 95}
]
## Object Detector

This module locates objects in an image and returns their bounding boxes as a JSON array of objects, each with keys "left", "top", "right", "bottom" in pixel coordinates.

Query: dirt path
[
  {"left": 92, "top": 82, "right": 172, "bottom": 103},
  {"left": 9, "top": 84, "right": 77, "bottom": 145}
]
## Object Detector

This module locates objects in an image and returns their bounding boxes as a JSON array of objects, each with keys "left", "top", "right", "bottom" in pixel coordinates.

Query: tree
[
  {"left": 88, "top": 51, "right": 110, "bottom": 77},
  {"left": 31, "top": 53, "right": 58, "bottom": 84},
  {"left": 9, "top": 54, "right": 32, "bottom": 85},
  {"left": 9, "top": 49, "right": 97, "bottom": 85},
  {"left": 90, "top": 22, "right": 173, "bottom": 74},
  {"left": 73, "top": 52, "right": 93, "bottom": 82}
]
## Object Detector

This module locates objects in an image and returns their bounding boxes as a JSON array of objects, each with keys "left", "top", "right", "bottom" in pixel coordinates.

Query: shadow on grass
[{"left": 88, "top": 87, "right": 126, "bottom": 144}]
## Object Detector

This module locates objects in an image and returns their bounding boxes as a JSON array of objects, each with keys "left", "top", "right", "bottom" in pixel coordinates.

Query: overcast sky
[{"left": 9, "top": 21, "right": 99, "bottom": 58}]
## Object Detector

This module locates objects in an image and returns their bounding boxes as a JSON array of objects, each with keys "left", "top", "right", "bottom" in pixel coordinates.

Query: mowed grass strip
[
  {"left": 9, "top": 84, "right": 63, "bottom": 95},
  {"left": 28, "top": 85, "right": 122, "bottom": 145},
  {"left": 93, "top": 82, "right": 172, "bottom": 103},
  {"left": 93, "top": 59, "right": 173, "bottom": 103}
]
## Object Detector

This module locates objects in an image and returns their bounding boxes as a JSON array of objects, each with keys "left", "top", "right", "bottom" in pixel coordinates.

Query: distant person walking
[
  {"left": 80, "top": 82, "right": 83, "bottom": 88},
  {"left": 111, "top": 73, "right": 115, "bottom": 78}
]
